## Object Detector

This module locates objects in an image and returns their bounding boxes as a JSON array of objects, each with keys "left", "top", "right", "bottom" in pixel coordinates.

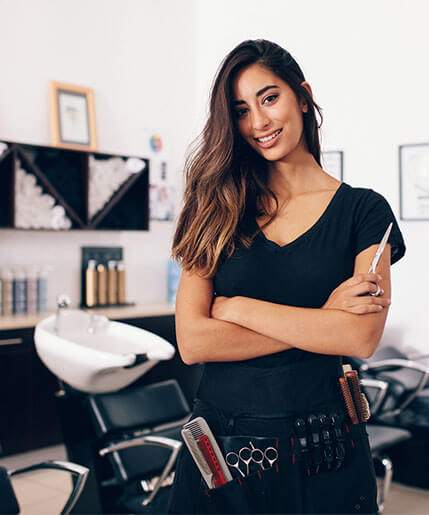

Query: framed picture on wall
[
  {"left": 50, "top": 81, "right": 97, "bottom": 151},
  {"left": 399, "top": 143, "right": 429, "bottom": 220},
  {"left": 322, "top": 150, "right": 343, "bottom": 181}
]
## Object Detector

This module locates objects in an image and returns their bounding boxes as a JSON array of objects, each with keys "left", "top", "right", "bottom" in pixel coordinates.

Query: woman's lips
[{"left": 254, "top": 129, "right": 282, "bottom": 149}]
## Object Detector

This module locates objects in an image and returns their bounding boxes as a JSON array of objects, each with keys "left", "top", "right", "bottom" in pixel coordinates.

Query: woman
[{"left": 168, "top": 39, "right": 406, "bottom": 513}]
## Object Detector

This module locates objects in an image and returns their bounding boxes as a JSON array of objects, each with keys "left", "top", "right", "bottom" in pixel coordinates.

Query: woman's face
[{"left": 232, "top": 64, "right": 309, "bottom": 162}]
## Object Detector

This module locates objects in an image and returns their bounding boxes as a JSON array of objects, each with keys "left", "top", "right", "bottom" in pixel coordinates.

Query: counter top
[{"left": 0, "top": 302, "right": 176, "bottom": 331}]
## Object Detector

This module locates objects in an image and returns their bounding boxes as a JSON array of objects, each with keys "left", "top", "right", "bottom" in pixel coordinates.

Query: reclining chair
[
  {"left": 349, "top": 345, "right": 429, "bottom": 427},
  {"left": 360, "top": 378, "right": 412, "bottom": 512},
  {"left": 0, "top": 460, "right": 89, "bottom": 514},
  {"left": 86, "top": 378, "right": 190, "bottom": 513},
  {"left": 348, "top": 344, "right": 429, "bottom": 492}
]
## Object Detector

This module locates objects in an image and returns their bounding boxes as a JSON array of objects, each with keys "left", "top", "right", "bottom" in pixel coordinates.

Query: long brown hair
[{"left": 172, "top": 39, "right": 323, "bottom": 277}]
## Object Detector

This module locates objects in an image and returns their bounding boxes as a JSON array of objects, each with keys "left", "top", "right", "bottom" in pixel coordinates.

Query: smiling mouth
[{"left": 255, "top": 129, "right": 282, "bottom": 143}]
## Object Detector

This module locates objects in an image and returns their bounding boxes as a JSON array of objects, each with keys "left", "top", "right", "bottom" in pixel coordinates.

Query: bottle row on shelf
[
  {"left": 84, "top": 260, "right": 126, "bottom": 308},
  {"left": 0, "top": 268, "right": 49, "bottom": 316}
]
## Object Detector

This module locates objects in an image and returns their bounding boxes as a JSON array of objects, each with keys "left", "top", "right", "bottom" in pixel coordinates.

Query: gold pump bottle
[
  {"left": 107, "top": 260, "right": 117, "bottom": 305},
  {"left": 97, "top": 263, "right": 107, "bottom": 306},
  {"left": 117, "top": 261, "right": 126, "bottom": 304},
  {"left": 85, "top": 260, "right": 97, "bottom": 307}
]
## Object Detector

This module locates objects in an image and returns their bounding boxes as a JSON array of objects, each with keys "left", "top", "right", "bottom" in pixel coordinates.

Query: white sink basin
[{"left": 34, "top": 310, "right": 175, "bottom": 393}]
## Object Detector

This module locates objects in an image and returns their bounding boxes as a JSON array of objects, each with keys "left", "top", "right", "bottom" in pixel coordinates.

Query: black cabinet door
[{"left": 0, "top": 328, "right": 63, "bottom": 456}]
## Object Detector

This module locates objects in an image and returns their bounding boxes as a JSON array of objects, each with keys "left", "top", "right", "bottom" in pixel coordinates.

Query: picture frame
[
  {"left": 399, "top": 143, "right": 429, "bottom": 220},
  {"left": 322, "top": 150, "right": 344, "bottom": 181},
  {"left": 50, "top": 81, "right": 97, "bottom": 151}
]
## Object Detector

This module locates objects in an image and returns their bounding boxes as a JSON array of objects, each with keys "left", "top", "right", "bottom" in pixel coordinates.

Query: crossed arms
[{"left": 175, "top": 244, "right": 392, "bottom": 364}]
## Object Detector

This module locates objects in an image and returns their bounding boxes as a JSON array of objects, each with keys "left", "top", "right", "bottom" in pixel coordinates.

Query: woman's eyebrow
[{"left": 232, "top": 85, "right": 279, "bottom": 106}]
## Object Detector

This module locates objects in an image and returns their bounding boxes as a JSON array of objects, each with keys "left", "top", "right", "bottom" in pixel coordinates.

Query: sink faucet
[
  {"left": 87, "top": 314, "right": 97, "bottom": 334},
  {"left": 55, "top": 294, "right": 70, "bottom": 334}
]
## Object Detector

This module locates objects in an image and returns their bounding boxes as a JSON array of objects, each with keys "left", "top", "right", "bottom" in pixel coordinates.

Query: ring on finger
[{"left": 369, "top": 284, "right": 382, "bottom": 297}]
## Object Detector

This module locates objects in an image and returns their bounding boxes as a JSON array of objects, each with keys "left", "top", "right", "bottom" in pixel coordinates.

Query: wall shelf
[{"left": 0, "top": 140, "right": 150, "bottom": 231}]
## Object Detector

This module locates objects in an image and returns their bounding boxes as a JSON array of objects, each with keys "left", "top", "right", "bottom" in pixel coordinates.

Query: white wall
[
  {"left": 0, "top": 0, "right": 198, "bottom": 306},
  {"left": 0, "top": 0, "right": 427, "bottom": 353},
  {"left": 193, "top": 0, "right": 429, "bottom": 353}
]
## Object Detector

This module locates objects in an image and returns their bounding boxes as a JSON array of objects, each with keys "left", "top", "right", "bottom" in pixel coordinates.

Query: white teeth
[{"left": 257, "top": 129, "right": 281, "bottom": 143}]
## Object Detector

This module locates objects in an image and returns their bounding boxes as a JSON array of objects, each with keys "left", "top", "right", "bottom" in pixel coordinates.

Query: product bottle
[
  {"left": 13, "top": 269, "right": 27, "bottom": 314},
  {"left": 97, "top": 263, "right": 107, "bottom": 306},
  {"left": 107, "top": 260, "right": 118, "bottom": 305},
  {"left": 26, "top": 267, "right": 38, "bottom": 314},
  {"left": 167, "top": 259, "right": 181, "bottom": 304},
  {"left": 37, "top": 268, "right": 48, "bottom": 313},
  {"left": 85, "top": 260, "right": 97, "bottom": 307},
  {"left": 1, "top": 269, "right": 13, "bottom": 316},
  {"left": 117, "top": 261, "right": 126, "bottom": 304}
]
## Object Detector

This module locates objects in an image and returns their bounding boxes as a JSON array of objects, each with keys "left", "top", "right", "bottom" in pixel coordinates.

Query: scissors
[
  {"left": 225, "top": 441, "right": 278, "bottom": 477},
  {"left": 368, "top": 222, "right": 393, "bottom": 297}
]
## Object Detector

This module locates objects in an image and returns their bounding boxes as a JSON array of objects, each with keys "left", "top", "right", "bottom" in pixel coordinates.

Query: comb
[
  {"left": 182, "top": 417, "right": 232, "bottom": 486},
  {"left": 181, "top": 428, "right": 214, "bottom": 488},
  {"left": 339, "top": 377, "right": 359, "bottom": 424}
]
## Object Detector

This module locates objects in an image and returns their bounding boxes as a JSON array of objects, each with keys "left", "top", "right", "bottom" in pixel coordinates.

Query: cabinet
[
  {"left": 0, "top": 328, "right": 63, "bottom": 456},
  {"left": 0, "top": 315, "right": 202, "bottom": 457},
  {"left": 0, "top": 140, "right": 149, "bottom": 231}
]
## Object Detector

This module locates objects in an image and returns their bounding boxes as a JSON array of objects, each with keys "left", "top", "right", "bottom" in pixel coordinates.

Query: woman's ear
[{"left": 300, "top": 81, "right": 313, "bottom": 112}]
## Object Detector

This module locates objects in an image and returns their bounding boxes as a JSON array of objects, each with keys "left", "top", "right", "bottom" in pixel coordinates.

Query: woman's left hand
[{"left": 211, "top": 296, "right": 239, "bottom": 323}]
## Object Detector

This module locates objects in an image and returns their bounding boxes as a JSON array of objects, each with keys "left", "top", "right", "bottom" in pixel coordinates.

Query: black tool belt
[{"left": 196, "top": 423, "right": 376, "bottom": 514}]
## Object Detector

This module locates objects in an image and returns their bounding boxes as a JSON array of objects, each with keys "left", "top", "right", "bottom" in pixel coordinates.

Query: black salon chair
[
  {"left": 86, "top": 378, "right": 190, "bottom": 513},
  {"left": 360, "top": 377, "right": 412, "bottom": 512},
  {"left": 0, "top": 460, "right": 89, "bottom": 514},
  {"left": 349, "top": 345, "right": 429, "bottom": 427},
  {"left": 349, "top": 346, "right": 429, "bottom": 491}
]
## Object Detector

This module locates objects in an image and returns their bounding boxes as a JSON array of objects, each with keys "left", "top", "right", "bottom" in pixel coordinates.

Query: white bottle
[
  {"left": 13, "top": 269, "right": 27, "bottom": 314},
  {"left": 1, "top": 269, "right": 13, "bottom": 315},
  {"left": 26, "top": 267, "right": 38, "bottom": 314},
  {"left": 37, "top": 268, "right": 49, "bottom": 313}
]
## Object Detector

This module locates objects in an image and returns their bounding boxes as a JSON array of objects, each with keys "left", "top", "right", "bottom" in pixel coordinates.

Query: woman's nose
[{"left": 251, "top": 109, "right": 270, "bottom": 131}]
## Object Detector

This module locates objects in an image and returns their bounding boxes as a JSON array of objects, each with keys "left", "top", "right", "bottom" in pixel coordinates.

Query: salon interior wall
[
  {"left": 193, "top": 0, "right": 428, "bottom": 354},
  {"left": 0, "top": 0, "right": 198, "bottom": 308},
  {"left": 1, "top": 0, "right": 427, "bottom": 354}
]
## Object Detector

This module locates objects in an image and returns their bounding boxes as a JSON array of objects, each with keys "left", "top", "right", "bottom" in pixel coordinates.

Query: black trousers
[{"left": 168, "top": 356, "right": 378, "bottom": 514}]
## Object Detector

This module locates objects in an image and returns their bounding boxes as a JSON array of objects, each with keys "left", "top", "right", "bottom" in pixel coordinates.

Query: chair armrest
[
  {"left": 9, "top": 460, "right": 89, "bottom": 515},
  {"left": 361, "top": 359, "right": 429, "bottom": 415},
  {"left": 99, "top": 435, "right": 182, "bottom": 507},
  {"left": 360, "top": 378, "right": 390, "bottom": 416}
]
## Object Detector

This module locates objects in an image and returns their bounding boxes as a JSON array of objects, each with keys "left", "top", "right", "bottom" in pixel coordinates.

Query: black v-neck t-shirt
[{"left": 212, "top": 182, "right": 406, "bottom": 368}]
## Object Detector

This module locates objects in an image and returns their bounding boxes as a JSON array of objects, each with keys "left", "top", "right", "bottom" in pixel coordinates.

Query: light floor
[{"left": 1, "top": 445, "right": 429, "bottom": 514}]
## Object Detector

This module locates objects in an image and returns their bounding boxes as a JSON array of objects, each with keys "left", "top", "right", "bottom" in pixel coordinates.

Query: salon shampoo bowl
[{"left": 34, "top": 310, "right": 175, "bottom": 394}]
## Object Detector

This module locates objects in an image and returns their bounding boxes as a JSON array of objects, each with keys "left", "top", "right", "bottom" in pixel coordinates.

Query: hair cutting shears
[
  {"left": 368, "top": 222, "right": 393, "bottom": 296},
  {"left": 225, "top": 441, "right": 278, "bottom": 477}
]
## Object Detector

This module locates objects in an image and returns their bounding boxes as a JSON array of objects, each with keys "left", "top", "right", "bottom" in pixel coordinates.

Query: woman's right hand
[{"left": 322, "top": 273, "right": 391, "bottom": 314}]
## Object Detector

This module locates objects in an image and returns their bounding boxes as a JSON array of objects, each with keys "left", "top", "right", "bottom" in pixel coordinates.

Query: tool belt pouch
[
  {"left": 302, "top": 423, "right": 378, "bottom": 514},
  {"left": 197, "top": 435, "right": 300, "bottom": 514}
]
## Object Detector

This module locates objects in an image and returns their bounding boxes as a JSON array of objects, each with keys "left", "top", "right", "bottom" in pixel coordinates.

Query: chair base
[{"left": 373, "top": 454, "right": 393, "bottom": 513}]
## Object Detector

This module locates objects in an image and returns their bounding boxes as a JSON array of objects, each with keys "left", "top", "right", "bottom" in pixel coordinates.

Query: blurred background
[{"left": 0, "top": 0, "right": 426, "bottom": 343}]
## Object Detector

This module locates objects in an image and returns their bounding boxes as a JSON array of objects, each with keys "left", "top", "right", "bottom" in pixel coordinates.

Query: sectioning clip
[
  {"left": 330, "top": 412, "right": 346, "bottom": 470},
  {"left": 307, "top": 414, "right": 323, "bottom": 474},
  {"left": 293, "top": 418, "right": 312, "bottom": 476},
  {"left": 319, "top": 413, "right": 335, "bottom": 471}
]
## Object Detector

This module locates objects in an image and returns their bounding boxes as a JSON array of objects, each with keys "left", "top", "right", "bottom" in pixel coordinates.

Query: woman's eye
[
  {"left": 264, "top": 94, "right": 278, "bottom": 104},
  {"left": 235, "top": 108, "right": 248, "bottom": 118}
]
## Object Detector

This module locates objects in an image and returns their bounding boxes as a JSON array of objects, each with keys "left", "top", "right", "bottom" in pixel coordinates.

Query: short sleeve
[{"left": 354, "top": 189, "right": 406, "bottom": 265}]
